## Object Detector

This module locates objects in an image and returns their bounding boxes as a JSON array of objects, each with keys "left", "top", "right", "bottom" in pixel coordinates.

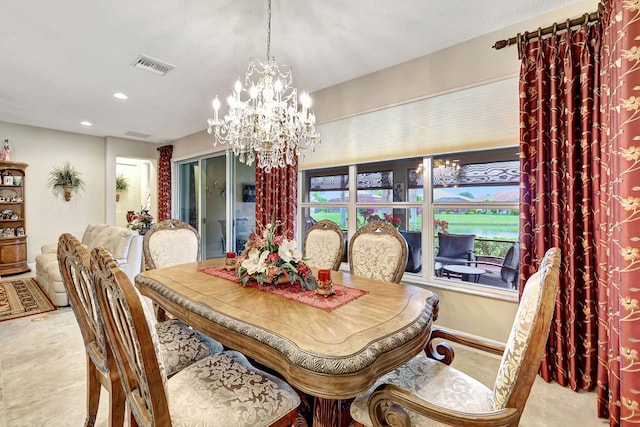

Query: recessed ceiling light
[
  {"left": 113, "top": 92, "right": 128, "bottom": 100},
  {"left": 80, "top": 121, "right": 92, "bottom": 126}
]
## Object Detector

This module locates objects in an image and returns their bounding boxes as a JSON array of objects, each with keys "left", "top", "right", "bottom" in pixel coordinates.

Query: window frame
[{"left": 298, "top": 149, "right": 519, "bottom": 298}]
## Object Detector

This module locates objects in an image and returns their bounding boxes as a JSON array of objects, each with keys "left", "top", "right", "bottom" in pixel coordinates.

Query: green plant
[
  {"left": 115, "top": 174, "right": 129, "bottom": 191},
  {"left": 48, "top": 162, "right": 85, "bottom": 189}
]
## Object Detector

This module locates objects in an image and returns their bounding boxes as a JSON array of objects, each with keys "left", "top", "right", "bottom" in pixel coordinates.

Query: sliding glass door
[{"left": 177, "top": 153, "right": 256, "bottom": 260}]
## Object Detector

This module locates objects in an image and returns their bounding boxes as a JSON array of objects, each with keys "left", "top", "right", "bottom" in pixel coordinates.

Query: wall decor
[{"left": 48, "top": 161, "right": 85, "bottom": 201}]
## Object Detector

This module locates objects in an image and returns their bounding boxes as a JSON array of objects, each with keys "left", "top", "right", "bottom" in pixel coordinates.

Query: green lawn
[
  {"left": 309, "top": 211, "right": 518, "bottom": 237},
  {"left": 309, "top": 210, "right": 519, "bottom": 258}
]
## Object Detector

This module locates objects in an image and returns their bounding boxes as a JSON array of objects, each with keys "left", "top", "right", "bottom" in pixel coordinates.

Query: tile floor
[{"left": 0, "top": 272, "right": 607, "bottom": 426}]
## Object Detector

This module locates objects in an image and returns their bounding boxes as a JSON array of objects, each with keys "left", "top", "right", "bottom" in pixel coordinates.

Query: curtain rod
[{"left": 492, "top": 8, "right": 601, "bottom": 52}]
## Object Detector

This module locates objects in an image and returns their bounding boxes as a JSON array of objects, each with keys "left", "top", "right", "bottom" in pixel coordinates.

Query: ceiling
[{"left": 0, "top": 0, "right": 582, "bottom": 144}]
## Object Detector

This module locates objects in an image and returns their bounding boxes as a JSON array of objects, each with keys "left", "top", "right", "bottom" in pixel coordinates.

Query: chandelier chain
[{"left": 266, "top": 0, "right": 271, "bottom": 58}]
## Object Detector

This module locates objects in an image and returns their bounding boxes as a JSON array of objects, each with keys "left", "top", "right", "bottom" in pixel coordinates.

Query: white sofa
[{"left": 36, "top": 224, "right": 143, "bottom": 306}]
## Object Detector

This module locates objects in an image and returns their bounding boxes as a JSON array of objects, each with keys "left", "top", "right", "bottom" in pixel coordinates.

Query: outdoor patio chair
[
  {"left": 473, "top": 242, "right": 520, "bottom": 289},
  {"left": 399, "top": 230, "right": 422, "bottom": 273},
  {"left": 434, "top": 232, "right": 476, "bottom": 266}
]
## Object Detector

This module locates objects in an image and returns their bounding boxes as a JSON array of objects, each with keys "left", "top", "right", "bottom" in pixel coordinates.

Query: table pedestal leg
[{"left": 313, "top": 397, "right": 353, "bottom": 427}]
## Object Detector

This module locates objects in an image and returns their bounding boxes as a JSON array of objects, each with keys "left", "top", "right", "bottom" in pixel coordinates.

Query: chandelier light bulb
[{"left": 300, "top": 92, "right": 311, "bottom": 108}]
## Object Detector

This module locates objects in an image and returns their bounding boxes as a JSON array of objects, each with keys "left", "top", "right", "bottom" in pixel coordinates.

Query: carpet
[{"left": 0, "top": 278, "right": 56, "bottom": 321}]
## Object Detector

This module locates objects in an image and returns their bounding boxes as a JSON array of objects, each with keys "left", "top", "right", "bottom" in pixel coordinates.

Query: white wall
[
  {"left": 106, "top": 137, "right": 158, "bottom": 226},
  {"left": 0, "top": 121, "right": 158, "bottom": 264}
]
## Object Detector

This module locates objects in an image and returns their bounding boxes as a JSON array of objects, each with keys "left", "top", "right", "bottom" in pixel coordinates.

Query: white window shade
[{"left": 301, "top": 78, "right": 518, "bottom": 170}]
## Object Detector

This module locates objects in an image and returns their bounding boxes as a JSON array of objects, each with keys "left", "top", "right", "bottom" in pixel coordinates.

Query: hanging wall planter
[
  {"left": 48, "top": 162, "right": 85, "bottom": 202},
  {"left": 115, "top": 174, "right": 129, "bottom": 202}
]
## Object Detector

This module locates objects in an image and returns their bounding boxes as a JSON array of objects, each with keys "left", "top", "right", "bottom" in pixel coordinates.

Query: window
[
  {"left": 432, "top": 149, "right": 519, "bottom": 289},
  {"left": 299, "top": 148, "right": 519, "bottom": 291}
]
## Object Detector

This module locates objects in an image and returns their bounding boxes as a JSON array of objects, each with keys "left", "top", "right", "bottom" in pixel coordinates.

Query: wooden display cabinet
[{"left": 0, "top": 160, "right": 29, "bottom": 275}]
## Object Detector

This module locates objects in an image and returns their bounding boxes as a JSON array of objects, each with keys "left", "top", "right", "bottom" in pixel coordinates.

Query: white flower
[
  {"left": 241, "top": 248, "right": 269, "bottom": 275},
  {"left": 262, "top": 223, "right": 272, "bottom": 239},
  {"left": 278, "top": 239, "right": 302, "bottom": 263}
]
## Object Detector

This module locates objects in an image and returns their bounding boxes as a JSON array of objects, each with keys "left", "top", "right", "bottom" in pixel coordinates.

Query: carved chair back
[
  {"left": 304, "top": 219, "right": 345, "bottom": 271},
  {"left": 57, "top": 233, "right": 124, "bottom": 425},
  {"left": 349, "top": 221, "right": 408, "bottom": 283},
  {"left": 143, "top": 219, "right": 200, "bottom": 270}
]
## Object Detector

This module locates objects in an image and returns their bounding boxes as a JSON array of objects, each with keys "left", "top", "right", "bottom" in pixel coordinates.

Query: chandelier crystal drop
[{"left": 207, "top": 0, "right": 320, "bottom": 172}]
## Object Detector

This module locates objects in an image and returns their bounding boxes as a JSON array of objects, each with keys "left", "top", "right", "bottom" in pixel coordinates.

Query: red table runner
[{"left": 199, "top": 266, "right": 367, "bottom": 312}]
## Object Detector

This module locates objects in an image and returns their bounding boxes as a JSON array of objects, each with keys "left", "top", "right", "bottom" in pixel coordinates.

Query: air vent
[
  {"left": 125, "top": 131, "right": 152, "bottom": 139},
  {"left": 131, "top": 54, "right": 175, "bottom": 76}
]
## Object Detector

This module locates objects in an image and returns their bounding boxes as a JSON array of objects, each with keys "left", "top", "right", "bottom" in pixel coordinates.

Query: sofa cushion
[
  {"left": 81, "top": 224, "right": 110, "bottom": 248},
  {"left": 41, "top": 243, "right": 58, "bottom": 254},
  {"left": 83, "top": 225, "right": 136, "bottom": 260},
  {"left": 104, "top": 228, "right": 137, "bottom": 260}
]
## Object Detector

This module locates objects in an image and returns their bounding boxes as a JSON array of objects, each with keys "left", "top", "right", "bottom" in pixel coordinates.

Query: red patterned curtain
[
  {"left": 157, "top": 145, "right": 173, "bottom": 221},
  {"left": 255, "top": 161, "right": 297, "bottom": 240},
  {"left": 520, "top": 1, "right": 640, "bottom": 425},
  {"left": 596, "top": 2, "right": 640, "bottom": 424}
]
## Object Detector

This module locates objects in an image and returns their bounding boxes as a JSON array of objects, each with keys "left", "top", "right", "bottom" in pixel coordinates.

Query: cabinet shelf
[{"left": 0, "top": 160, "right": 29, "bottom": 275}]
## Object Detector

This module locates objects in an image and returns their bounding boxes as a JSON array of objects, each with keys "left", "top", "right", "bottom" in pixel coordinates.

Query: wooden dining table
[{"left": 135, "top": 258, "right": 439, "bottom": 427}]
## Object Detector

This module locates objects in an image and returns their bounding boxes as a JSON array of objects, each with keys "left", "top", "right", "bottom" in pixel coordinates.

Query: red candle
[
  {"left": 226, "top": 252, "right": 236, "bottom": 259},
  {"left": 318, "top": 269, "right": 331, "bottom": 282}
]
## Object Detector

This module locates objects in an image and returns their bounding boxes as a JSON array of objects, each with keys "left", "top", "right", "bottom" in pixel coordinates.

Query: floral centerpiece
[
  {"left": 127, "top": 209, "right": 155, "bottom": 234},
  {"left": 236, "top": 221, "right": 317, "bottom": 291}
]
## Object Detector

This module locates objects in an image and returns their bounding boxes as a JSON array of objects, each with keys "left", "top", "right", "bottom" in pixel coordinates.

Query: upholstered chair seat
[
  {"left": 304, "top": 219, "right": 345, "bottom": 271},
  {"left": 91, "top": 246, "right": 300, "bottom": 427},
  {"left": 167, "top": 350, "right": 300, "bottom": 426},
  {"left": 351, "top": 247, "right": 561, "bottom": 427},
  {"left": 350, "top": 353, "right": 493, "bottom": 426},
  {"left": 349, "top": 221, "right": 408, "bottom": 283}
]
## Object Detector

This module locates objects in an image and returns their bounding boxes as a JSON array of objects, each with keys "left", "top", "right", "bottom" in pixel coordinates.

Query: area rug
[
  {"left": 0, "top": 278, "right": 56, "bottom": 322},
  {"left": 200, "top": 266, "right": 368, "bottom": 312}
]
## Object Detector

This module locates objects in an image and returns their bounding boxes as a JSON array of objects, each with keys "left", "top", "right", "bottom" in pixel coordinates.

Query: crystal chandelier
[{"left": 207, "top": 0, "right": 320, "bottom": 172}]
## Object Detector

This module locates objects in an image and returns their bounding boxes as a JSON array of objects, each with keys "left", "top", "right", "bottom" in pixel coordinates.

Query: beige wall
[
  {"left": 0, "top": 121, "right": 158, "bottom": 264},
  {"left": 1, "top": 0, "right": 596, "bottom": 341},
  {"left": 170, "top": 0, "right": 598, "bottom": 343}
]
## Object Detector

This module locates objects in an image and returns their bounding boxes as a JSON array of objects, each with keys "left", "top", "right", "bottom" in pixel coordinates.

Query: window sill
[
  {"left": 400, "top": 274, "right": 519, "bottom": 303},
  {"left": 337, "top": 265, "right": 519, "bottom": 303}
]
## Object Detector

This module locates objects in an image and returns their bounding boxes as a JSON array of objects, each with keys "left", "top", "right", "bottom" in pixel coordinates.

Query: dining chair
[
  {"left": 348, "top": 221, "right": 408, "bottom": 283},
  {"left": 57, "top": 233, "right": 224, "bottom": 426},
  {"left": 90, "top": 246, "right": 300, "bottom": 427},
  {"left": 143, "top": 219, "right": 200, "bottom": 270},
  {"left": 350, "top": 247, "right": 561, "bottom": 427},
  {"left": 304, "top": 219, "right": 345, "bottom": 271}
]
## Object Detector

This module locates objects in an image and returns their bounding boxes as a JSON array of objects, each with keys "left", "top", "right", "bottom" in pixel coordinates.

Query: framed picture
[
  {"left": 13, "top": 176, "right": 22, "bottom": 186},
  {"left": 242, "top": 184, "right": 256, "bottom": 202},
  {"left": 3, "top": 175, "right": 13, "bottom": 185}
]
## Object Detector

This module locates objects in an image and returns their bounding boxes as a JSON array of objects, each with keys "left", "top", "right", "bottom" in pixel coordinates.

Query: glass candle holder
[
  {"left": 315, "top": 269, "right": 334, "bottom": 296},
  {"left": 225, "top": 252, "right": 237, "bottom": 270}
]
